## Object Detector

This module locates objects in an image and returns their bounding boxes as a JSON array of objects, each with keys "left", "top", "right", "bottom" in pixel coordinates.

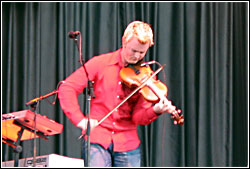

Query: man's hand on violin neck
[{"left": 153, "top": 99, "right": 176, "bottom": 115}]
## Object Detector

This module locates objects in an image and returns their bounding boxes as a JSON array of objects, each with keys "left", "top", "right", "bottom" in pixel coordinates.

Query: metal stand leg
[{"left": 13, "top": 128, "right": 24, "bottom": 167}]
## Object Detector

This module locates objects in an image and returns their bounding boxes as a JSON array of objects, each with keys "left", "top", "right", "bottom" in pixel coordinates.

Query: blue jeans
[{"left": 82, "top": 142, "right": 141, "bottom": 167}]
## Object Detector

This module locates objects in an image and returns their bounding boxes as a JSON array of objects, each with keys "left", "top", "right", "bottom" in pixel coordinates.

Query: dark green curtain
[{"left": 2, "top": 2, "right": 248, "bottom": 167}]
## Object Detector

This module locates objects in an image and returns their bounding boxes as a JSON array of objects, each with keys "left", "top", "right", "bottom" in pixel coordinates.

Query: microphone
[
  {"left": 26, "top": 90, "right": 58, "bottom": 106},
  {"left": 68, "top": 31, "right": 80, "bottom": 39},
  {"left": 140, "top": 60, "right": 156, "bottom": 66}
]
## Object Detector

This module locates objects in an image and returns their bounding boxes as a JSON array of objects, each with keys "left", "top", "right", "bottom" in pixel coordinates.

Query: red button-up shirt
[{"left": 58, "top": 48, "right": 160, "bottom": 152}]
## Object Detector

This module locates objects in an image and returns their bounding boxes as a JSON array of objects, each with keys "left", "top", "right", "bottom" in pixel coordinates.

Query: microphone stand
[
  {"left": 25, "top": 89, "right": 58, "bottom": 167},
  {"left": 28, "top": 101, "right": 40, "bottom": 167},
  {"left": 72, "top": 32, "right": 95, "bottom": 167}
]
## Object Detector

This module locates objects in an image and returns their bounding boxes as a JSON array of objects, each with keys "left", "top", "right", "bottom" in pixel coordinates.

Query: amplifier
[{"left": 1, "top": 154, "right": 84, "bottom": 167}]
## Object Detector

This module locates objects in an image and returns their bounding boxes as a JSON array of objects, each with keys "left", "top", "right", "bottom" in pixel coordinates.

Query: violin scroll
[{"left": 171, "top": 109, "right": 184, "bottom": 126}]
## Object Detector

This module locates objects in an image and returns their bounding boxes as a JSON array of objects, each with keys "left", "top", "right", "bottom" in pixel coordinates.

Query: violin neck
[{"left": 145, "top": 80, "right": 169, "bottom": 103}]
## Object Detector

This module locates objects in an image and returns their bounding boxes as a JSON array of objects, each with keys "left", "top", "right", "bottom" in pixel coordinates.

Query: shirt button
[
  {"left": 112, "top": 131, "right": 115, "bottom": 134},
  {"left": 113, "top": 122, "right": 116, "bottom": 125},
  {"left": 118, "top": 81, "right": 122, "bottom": 85},
  {"left": 117, "top": 95, "right": 120, "bottom": 99}
]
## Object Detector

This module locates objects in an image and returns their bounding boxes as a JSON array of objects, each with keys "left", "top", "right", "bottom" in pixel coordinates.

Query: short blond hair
[{"left": 122, "top": 21, "right": 154, "bottom": 47}]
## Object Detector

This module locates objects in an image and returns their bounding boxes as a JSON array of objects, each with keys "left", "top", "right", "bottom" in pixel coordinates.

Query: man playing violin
[{"left": 58, "top": 21, "right": 177, "bottom": 167}]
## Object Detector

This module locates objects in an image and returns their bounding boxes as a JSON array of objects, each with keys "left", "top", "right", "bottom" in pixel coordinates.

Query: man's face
[{"left": 122, "top": 37, "right": 150, "bottom": 65}]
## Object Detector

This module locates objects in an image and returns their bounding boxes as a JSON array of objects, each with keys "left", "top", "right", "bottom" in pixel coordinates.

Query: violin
[{"left": 120, "top": 62, "right": 184, "bottom": 126}]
